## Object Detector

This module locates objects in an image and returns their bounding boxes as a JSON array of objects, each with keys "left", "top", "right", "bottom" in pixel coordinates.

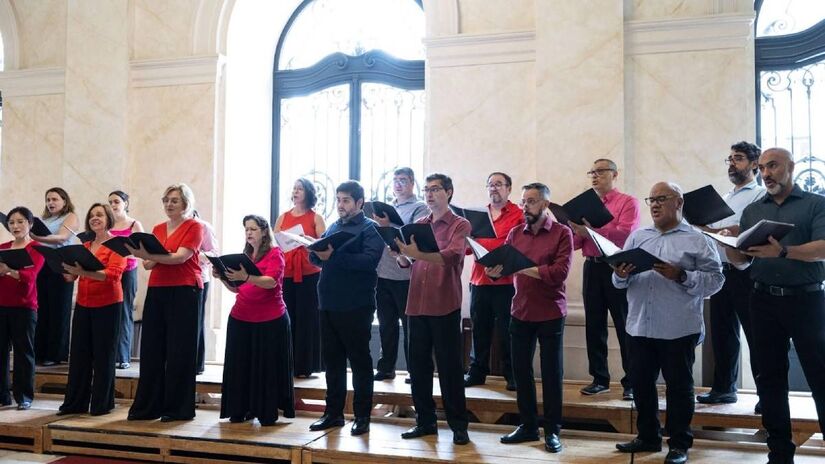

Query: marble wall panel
[
  {"left": 132, "top": 0, "right": 200, "bottom": 60},
  {"left": 625, "top": 0, "right": 716, "bottom": 20},
  {"left": 10, "top": 0, "right": 67, "bottom": 68},
  {"left": 457, "top": 0, "right": 535, "bottom": 34}
]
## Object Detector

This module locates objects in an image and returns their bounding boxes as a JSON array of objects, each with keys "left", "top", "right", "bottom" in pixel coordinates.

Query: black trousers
[
  {"left": 35, "top": 265, "right": 74, "bottom": 363},
  {"left": 196, "top": 281, "right": 210, "bottom": 372},
  {"left": 320, "top": 306, "right": 374, "bottom": 418},
  {"left": 408, "top": 309, "right": 468, "bottom": 431},
  {"left": 708, "top": 267, "right": 758, "bottom": 393},
  {"left": 582, "top": 260, "right": 631, "bottom": 388},
  {"left": 375, "top": 278, "right": 410, "bottom": 374},
  {"left": 630, "top": 333, "right": 700, "bottom": 450},
  {"left": 467, "top": 284, "right": 514, "bottom": 381},
  {"left": 116, "top": 267, "right": 137, "bottom": 364},
  {"left": 129, "top": 285, "right": 202, "bottom": 420},
  {"left": 750, "top": 289, "right": 825, "bottom": 463},
  {"left": 510, "top": 316, "right": 565, "bottom": 434},
  {"left": 60, "top": 303, "right": 121, "bottom": 415},
  {"left": 0, "top": 307, "right": 36, "bottom": 405},
  {"left": 283, "top": 274, "right": 321, "bottom": 376}
]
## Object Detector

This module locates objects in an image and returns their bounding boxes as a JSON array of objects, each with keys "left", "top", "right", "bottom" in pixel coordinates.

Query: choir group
[{"left": 1, "top": 143, "right": 825, "bottom": 464}]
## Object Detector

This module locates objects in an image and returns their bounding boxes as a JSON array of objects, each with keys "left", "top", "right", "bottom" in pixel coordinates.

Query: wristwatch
[{"left": 778, "top": 245, "right": 789, "bottom": 258}]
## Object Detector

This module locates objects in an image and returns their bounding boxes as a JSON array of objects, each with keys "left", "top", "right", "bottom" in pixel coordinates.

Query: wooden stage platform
[{"left": 0, "top": 397, "right": 822, "bottom": 463}]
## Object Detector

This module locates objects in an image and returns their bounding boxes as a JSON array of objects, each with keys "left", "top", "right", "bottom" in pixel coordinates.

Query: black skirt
[{"left": 221, "top": 313, "right": 295, "bottom": 424}]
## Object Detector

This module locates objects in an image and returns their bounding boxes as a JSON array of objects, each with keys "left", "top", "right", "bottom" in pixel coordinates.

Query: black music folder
[
  {"left": 561, "top": 189, "right": 614, "bottom": 228},
  {"left": 102, "top": 233, "right": 170, "bottom": 257},
  {"left": 377, "top": 223, "right": 440, "bottom": 253},
  {"left": 702, "top": 219, "right": 794, "bottom": 250},
  {"left": 585, "top": 227, "right": 662, "bottom": 274},
  {"left": 0, "top": 212, "right": 7, "bottom": 232},
  {"left": 34, "top": 245, "right": 104, "bottom": 274},
  {"left": 363, "top": 201, "right": 404, "bottom": 226},
  {"left": 31, "top": 217, "right": 51, "bottom": 237},
  {"left": 449, "top": 205, "right": 496, "bottom": 238},
  {"left": 466, "top": 237, "right": 535, "bottom": 277},
  {"left": 308, "top": 231, "right": 356, "bottom": 252},
  {"left": 0, "top": 248, "right": 35, "bottom": 270},
  {"left": 206, "top": 253, "right": 262, "bottom": 286},
  {"left": 683, "top": 185, "right": 735, "bottom": 226}
]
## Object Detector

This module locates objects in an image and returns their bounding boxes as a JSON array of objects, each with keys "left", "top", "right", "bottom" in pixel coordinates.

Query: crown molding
[
  {"left": 425, "top": 30, "right": 535, "bottom": 68},
  {"left": 625, "top": 13, "right": 754, "bottom": 55},
  {"left": 0, "top": 67, "right": 64, "bottom": 97},
  {"left": 130, "top": 54, "right": 222, "bottom": 88}
]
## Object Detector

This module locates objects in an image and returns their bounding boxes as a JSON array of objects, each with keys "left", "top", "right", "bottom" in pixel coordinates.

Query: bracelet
[{"left": 244, "top": 274, "right": 250, "bottom": 282}]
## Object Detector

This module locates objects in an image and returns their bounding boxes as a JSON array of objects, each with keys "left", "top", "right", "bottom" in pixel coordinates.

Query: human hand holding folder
[{"left": 585, "top": 227, "right": 663, "bottom": 275}]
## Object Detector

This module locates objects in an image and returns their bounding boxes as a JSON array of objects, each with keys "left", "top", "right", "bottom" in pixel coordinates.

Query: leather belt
[
  {"left": 585, "top": 256, "right": 607, "bottom": 264},
  {"left": 753, "top": 281, "right": 824, "bottom": 297},
  {"left": 721, "top": 263, "right": 737, "bottom": 272}
]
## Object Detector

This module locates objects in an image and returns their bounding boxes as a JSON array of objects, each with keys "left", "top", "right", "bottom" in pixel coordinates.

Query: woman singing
[
  {"left": 59, "top": 203, "right": 127, "bottom": 416},
  {"left": 219, "top": 215, "right": 294, "bottom": 425},
  {"left": 127, "top": 183, "right": 203, "bottom": 422}
]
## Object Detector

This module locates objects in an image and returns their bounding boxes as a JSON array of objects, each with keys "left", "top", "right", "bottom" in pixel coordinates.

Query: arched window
[
  {"left": 756, "top": 0, "right": 825, "bottom": 192},
  {"left": 272, "top": 0, "right": 425, "bottom": 220}
]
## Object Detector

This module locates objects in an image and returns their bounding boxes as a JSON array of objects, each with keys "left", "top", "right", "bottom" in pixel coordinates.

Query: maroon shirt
[
  {"left": 405, "top": 210, "right": 471, "bottom": 317},
  {"left": 506, "top": 216, "right": 573, "bottom": 322}
]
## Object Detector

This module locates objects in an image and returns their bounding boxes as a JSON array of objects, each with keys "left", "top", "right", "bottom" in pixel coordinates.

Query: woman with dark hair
[
  {"left": 128, "top": 183, "right": 204, "bottom": 422},
  {"left": 108, "top": 190, "right": 144, "bottom": 370},
  {"left": 0, "top": 207, "right": 46, "bottom": 410},
  {"left": 31, "top": 187, "right": 80, "bottom": 366},
  {"left": 274, "top": 178, "right": 325, "bottom": 377},
  {"left": 59, "top": 203, "right": 127, "bottom": 416},
  {"left": 218, "top": 215, "right": 294, "bottom": 425}
]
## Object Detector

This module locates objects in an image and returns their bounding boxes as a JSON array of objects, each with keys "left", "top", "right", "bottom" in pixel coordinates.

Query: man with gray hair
[{"left": 613, "top": 182, "right": 724, "bottom": 464}]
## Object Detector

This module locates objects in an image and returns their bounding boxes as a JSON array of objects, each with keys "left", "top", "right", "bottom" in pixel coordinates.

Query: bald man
[
  {"left": 612, "top": 182, "right": 724, "bottom": 464},
  {"left": 727, "top": 148, "right": 825, "bottom": 464}
]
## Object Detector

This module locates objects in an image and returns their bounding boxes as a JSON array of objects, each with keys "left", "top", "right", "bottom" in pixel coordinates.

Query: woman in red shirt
[
  {"left": 0, "top": 207, "right": 46, "bottom": 410},
  {"left": 218, "top": 215, "right": 294, "bottom": 425},
  {"left": 127, "top": 184, "right": 204, "bottom": 422},
  {"left": 58, "top": 203, "right": 127, "bottom": 416},
  {"left": 274, "top": 178, "right": 325, "bottom": 377}
]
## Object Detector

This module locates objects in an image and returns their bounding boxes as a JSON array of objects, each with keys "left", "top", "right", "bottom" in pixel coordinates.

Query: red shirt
[
  {"left": 0, "top": 241, "right": 45, "bottom": 310},
  {"left": 147, "top": 219, "right": 204, "bottom": 288},
  {"left": 406, "top": 210, "right": 471, "bottom": 317},
  {"left": 469, "top": 201, "right": 525, "bottom": 286},
  {"left": 279, "top": 209, "right": 321, "bottom": 282},
  {"left": 76, "top": 242, "right": 127, "bottom": 308},
  {"left": 573, "top": 189, "right": 641, "bottom": 257},
  {"left": 506, "top": 216, "right": 573, "bottom": 322},
  {"left": 230, "top": 248, "right": 287, "bottom": 323}
]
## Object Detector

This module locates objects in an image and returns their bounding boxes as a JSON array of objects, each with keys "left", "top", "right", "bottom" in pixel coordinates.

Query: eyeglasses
[
  {"left": 422, "top": 186, "right": 445, "bottom": 194},
  {"left": 486, "top": 182, "right": 509, "bottom": 189},
  {"left": 518, "top": 198, "right": 542, "bottom": 207},
  {"left": 724, "top": 155, "right": 748, "bottom": 165},
  {"left": 644, "top": 195, "right": 676, "bottom": 206},
  {"left": 586, "top": 168, "right": 615, "bottom": 177},
  {"left": 392, "top": 178, "right": 411, "bottom": 186}
]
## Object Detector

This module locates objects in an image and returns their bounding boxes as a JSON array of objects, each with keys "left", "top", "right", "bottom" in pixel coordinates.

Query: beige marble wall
[
  {"left": 11, "top": 0, "right": 67, "bottom": 68},
  {"left": 132, "top": 0, "right": 200, "bottom": 60},
  {"left": 457, "top": 0, "right": 535, "bottom": 34}
]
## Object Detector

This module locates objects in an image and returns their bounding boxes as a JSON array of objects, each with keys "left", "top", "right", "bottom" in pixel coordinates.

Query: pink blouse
[{"left": 229, "top": 248, "right": 287, "bottom": 323}]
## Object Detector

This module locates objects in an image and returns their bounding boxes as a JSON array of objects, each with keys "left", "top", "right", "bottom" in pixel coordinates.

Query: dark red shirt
[
  {"left": 406, "top": 210, "right": 471, "bottom": 317},
  {"left": 506, "top": 216, "right": 573, "bottom": 322},
  {"left": 0, "top": 241, "right": 46, "bottom": 310},
  {"left": 469, "top": 201, "right": 525, "bottom": 286}
]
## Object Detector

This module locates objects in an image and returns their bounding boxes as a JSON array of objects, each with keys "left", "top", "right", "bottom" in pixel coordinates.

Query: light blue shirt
[
  {"left": 613, "top": 221, "right": 724, "bottom": 340},
  {"left": 707, "top": 179, "right": 766, "bottom": 263}
]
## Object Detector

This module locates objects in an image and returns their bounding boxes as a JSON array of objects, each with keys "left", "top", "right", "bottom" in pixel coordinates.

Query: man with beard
[
  {"left": 489, "top": 183, "right": 572, "bottom": 453},
  {"left": 308, "top": 181, "right": 384, "bottom": 436},
  {"left": 613, "top": 182, "right": 723, "bottom": 464},
  {"left": 726, "top": 148, "right": 825, "bottom": 464},
  {"left": 696, "top": 142, "right": 765, "bottom": 410},
  {"left": 464, "top": 172, "right": 524, "bottom": 391},
  {"left": 567, "top": 159, "right": 640, "bottom": 400}
]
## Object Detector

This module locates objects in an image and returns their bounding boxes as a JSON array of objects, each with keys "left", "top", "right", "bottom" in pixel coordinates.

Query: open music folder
[
  {"left": 0, "top": 248, "right": 35, "bottom": 270},
  {"left": 585, "top": 227, "right": 663, "bottom": 274},
  {"left": 279, "top": 230, "right": 355, "bottom": 252},
  {"left": 205, "top": 253, "right": 262, "bottom": 286},
  {"left": 376, "top": 223, "right": 440, "bottom": 253},
  {"left": 33, "top": 244, "right": 104, "bottom": 274},
  {"left": 465, "top": 237, "right": 535, "bottom": 277},
  {"left": 448, "top": 205, "right": 496, "bottom": 238},
  {"left": 557, "top": 189, "right": 614, "bottom": 228},
  {"left": 103, "top": 232, "right": 170, "bottom": 257},
  {"left": 363, "top": 201, "right": 404, "bottom": 226},
  {"left": 682, "top": 185, "right": 735, "bottom": 226},
  {"left": 702, "top": 219, "right": 794, "bottom": 250}
]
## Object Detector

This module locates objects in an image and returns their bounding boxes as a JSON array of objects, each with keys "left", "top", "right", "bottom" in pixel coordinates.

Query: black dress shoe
[
  {"left": 373, "top": 371, "right": 396, "bottom": 381},
  {"left": 500, "top": 424, "right": 540, "bottom": 444},
  {"left": 544, "top": 433, "right": 562, "bottom": 453},
  {"left": 127, "top": 413, "right": 159, "bottom": 421},
  {"left": 41, "top": 361, "right": 56, "bottom": 367},
  {"left": 665, "top": 448, "right": 688, "bottom": 464},
  {"left": 160, "top": 415, "right": 176, "bottom": 422},
  {"left": 580, "top": 383, "right": 610, "bottom": 395},
  {"left": 401, "top": 424, "right": 438, "bottom": 439},
  {"left": 453, "top": 429, "right": 470, "bottom": 445},
  {"left": 351, "top": 417, "right": 370, "bottom": 435},
  {"left": 404, "top": 377, "right": 412, "bottom": 384},
  {"left": 17, "top": 401, "right": 31, "bottom": 410},
  {"left": 696, "top": 391, "right": 737, "bottom": 404},
  {"left": 229, "top": 415, "right": 246, "bottom": 423},
  {"left": 754, "top": 400, "right": 762, "bottom": 414},
  {"left": 56, "top": 409, "right": 79, "bottom": 416},
  {"left": 616, "top": 438, "right": 662, "bottom": 453},
  {"left": 463, "top": 374, "right": 485, "bottom": 387},
  {"left": 505, "top": 380, "right": 517, "bottom": 391},
  {"left": 309, "top": 415, "right": 345, "bottom": 431},
  {"left": 622, "top": 387, "right": 634, "bottom": 401}
]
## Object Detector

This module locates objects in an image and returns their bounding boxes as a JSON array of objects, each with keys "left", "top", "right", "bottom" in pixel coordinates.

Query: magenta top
[
  {"left": 110, "top": 224, "right": 138, "bottom": 271},
  {"left": 230, "top": 248, "right": 287, "bottom": 323}
]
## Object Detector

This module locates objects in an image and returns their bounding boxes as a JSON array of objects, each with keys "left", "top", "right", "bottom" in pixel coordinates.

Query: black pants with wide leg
[
  {"left": 375, "top": 278, "right": 410, "bottom": 374},
  {"left": 320, "top": 306, "right": 374, "bottom": 418},
  {"left": 467, "top": 284, "right": 514, "bottom": 382},
  {"left": 0, "top": 307, "right": 36, "bottom": 406}
]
